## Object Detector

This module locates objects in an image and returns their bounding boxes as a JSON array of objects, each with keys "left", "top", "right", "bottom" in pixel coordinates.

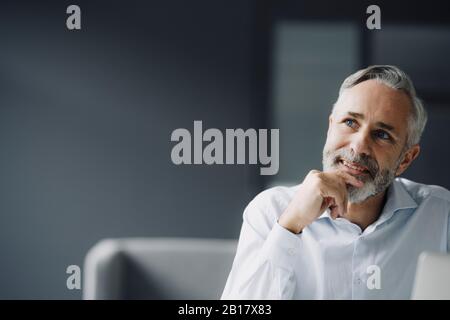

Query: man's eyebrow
[
  {"left": 347, "top": 112, "right": 364, "bottom": 119},
  {"left": 376, "top": 121, "right": 395, "bottom": 133},
  {"left": 346, "top": 111, "right": 397, "bottom": 134}
]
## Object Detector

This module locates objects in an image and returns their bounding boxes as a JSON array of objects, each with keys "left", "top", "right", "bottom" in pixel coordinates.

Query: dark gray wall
[{"left": 0, "top": 0, "right": 264, "bottom": 299}]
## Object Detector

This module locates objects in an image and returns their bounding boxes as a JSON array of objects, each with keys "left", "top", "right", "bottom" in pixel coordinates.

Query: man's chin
[{"left": 346, "top": 184, "right": 375, "bottom": 204}]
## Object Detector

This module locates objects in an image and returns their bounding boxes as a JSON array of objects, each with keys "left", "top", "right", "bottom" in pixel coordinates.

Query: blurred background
[{"left": 0, "top": 0, "right": 449, "bottom": 298}]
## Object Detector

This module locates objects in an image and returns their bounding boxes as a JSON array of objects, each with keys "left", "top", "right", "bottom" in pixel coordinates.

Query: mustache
[{"left": 331, "top": 149, "right": 379, "bottom": 178}]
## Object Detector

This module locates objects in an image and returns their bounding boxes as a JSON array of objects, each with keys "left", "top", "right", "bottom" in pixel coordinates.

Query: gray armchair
[{"left": 83, "top": 238, "right": 238, "bottom": 299}]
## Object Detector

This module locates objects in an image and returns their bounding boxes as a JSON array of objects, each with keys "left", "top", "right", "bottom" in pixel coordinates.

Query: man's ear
[{"left": 395, "top": 144, "right": 420, "bottom": 176}]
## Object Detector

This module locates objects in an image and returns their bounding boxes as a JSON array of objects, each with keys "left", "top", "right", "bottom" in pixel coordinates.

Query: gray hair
[{"left": 333, "top": 65, "right": 427, "bottom": 148}]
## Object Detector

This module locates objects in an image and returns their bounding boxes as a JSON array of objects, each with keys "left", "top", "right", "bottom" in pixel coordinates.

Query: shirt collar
[
  {"left": 317, "top": 178, "right": 418, "bottom": 225},
  {"left": 318, "top": 209, "right": 331, "bottom": 220},
  {"left": 374, "top": 178, "right": 418, "bottom": 226}
]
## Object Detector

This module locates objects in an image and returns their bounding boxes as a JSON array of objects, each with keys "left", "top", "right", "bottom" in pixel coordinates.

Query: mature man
[{"left": 221, "top": 65, "right": 450, "bottom": 299}]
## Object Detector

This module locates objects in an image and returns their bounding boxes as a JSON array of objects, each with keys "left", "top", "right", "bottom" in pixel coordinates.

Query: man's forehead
[{"left": 334, "top": 81, "right": 412, "bottom": 125}]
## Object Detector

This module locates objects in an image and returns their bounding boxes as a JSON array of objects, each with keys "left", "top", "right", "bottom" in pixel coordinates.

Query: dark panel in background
[{"left": 372, "top": 26, "right": 450, "bottom": 188}]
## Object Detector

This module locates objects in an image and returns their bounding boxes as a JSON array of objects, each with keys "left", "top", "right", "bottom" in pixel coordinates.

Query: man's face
[{"left": 323, "top": 79, "right": 420, "bottom": 203}]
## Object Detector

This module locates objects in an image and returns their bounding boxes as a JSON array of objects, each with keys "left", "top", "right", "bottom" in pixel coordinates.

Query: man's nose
[{"left": 349, "top": 130, "right": 372, "bottom": 157}]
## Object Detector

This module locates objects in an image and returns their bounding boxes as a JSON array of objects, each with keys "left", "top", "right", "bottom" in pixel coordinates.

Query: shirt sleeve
[{"left": 221, "top": 193, "right": 302, "bottom": 300}]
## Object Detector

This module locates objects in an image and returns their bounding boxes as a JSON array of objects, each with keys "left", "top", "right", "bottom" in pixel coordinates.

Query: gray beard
[{"left": 322, "top": 147, "right": 401, "bottom": 203}]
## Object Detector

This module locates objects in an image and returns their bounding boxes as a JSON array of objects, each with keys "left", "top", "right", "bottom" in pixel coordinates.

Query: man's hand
[{"left": 278, "top": 169, "right": 364, "bottom": 234}]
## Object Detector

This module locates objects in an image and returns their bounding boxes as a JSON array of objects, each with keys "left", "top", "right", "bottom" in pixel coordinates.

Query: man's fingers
[
  {"left": 342, "top": 187, "right": 348, "bottom": 214},
  {"left": 335, "top": 171, "right": 364, "bottom": 188},
  {"left": 321, "top": 185, "right": 346, "bottom": 217},
  {"left": 318, "top": 169, "right": 364, "bottom": 218},
  {"left": 330, "top": 205, "right": 339, "bottom": 219},
  {"left": 320, "top": 197, "right": 333, "bottom": 212}
]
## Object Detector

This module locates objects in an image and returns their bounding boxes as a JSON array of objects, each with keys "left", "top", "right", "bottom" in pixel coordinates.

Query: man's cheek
[{"left": 325, "top": 131, "right": 340, "bottom": 146}]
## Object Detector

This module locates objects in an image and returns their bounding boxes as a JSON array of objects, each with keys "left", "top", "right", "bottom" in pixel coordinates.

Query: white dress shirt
[{"left": 221, "top": 178, "right": 450, "bottom": 299}]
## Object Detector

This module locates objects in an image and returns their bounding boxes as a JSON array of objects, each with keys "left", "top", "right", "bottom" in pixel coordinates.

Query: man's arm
[
  {"left": 221, "top": 169, "right": 363, "bottom": 299},
  {"left": 221, "top": 193, "right": 300, "bottom": 300}
]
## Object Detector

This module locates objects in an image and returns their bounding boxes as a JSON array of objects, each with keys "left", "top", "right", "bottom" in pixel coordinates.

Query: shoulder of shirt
[
  {"left": 396, "top": 177, "right": 450, "bottom": 204},
  {"left": 244, "top": 184, "right": 300, "bottom": 220},
  {"left": 242, "top": 184, "right": 301, "bottom": 234},
  {"left": 251, "top": 184, "right": 299, "bottom": 206}
]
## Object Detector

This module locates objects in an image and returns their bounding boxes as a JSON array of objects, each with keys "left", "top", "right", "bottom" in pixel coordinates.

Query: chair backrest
[{"left": 83, "top": 238, "right": 238, "bottom": 299}]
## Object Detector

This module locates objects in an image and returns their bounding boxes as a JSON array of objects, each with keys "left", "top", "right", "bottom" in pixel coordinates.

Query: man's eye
[
  {"left": 374, "top": 130, "right": 390, "bottom": 140},
  {"left": 344, "top": 119, "right": 356, "bottom": 128}
]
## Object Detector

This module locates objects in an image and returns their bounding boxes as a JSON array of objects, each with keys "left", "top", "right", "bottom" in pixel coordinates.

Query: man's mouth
[{"left": 338, "top": 159, "right": 371, "bottom": 176}]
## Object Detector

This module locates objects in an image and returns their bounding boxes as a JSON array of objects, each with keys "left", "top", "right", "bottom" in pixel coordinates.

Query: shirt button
[{"left": 287, "top": 248, "right": 295, "bottom": 256}]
